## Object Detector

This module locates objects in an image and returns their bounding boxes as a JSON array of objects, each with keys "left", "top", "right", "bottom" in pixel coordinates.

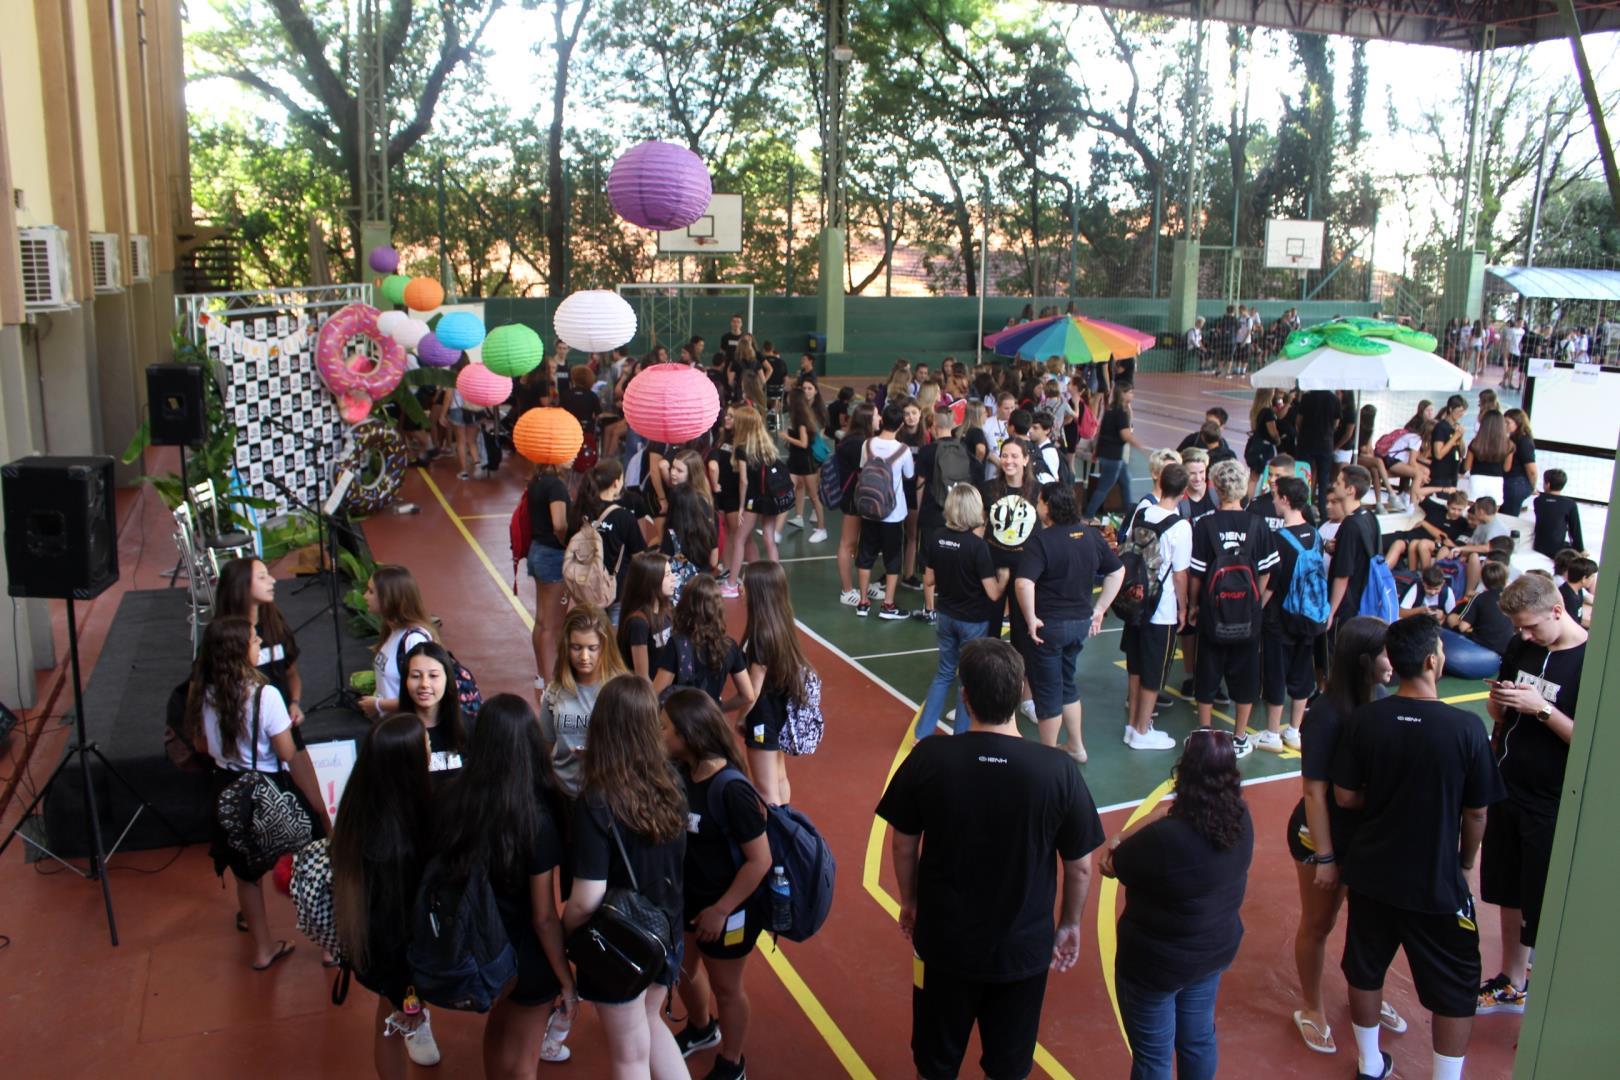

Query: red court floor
[{"left": 0, "top": 372, "right": 1520, "bottom": 1077}]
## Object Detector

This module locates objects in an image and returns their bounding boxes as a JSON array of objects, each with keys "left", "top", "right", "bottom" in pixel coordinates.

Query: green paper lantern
[
  {"left": 481, "top": 324, "right": 543, "bottom": 378},
  {"left": 379, "top": 274, "right": 410, "bottom": 306}
]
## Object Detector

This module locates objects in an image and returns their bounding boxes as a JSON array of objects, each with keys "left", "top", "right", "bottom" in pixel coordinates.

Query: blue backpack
[
  {"left": 407, "top": 857, "right": 518, "bottom": 1013},
  {"left": 1276, "top": 527, "right": 1330, "bottom": 636},
  {"left": 706, "top": 768, "right": 836, "bottom": 943},
  {"left": 1358, "top": 556, "right": 1400, "bottom": 623}
]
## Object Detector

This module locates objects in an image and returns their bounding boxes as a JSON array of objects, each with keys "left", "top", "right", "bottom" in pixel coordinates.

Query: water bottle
[{"left": 768, "top": 866, "right": 792, "bottom": 933}]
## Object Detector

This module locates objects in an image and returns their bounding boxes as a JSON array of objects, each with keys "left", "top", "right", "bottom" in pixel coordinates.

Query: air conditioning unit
[
  {"left": 18, "top": 226, "right": 75, "bottom": 311},
  {"left": 129, "top": 234, "right": 151, "bottom": 283},
  {"left": 89, "top": 232, "right": 122, "bottom": 293}
]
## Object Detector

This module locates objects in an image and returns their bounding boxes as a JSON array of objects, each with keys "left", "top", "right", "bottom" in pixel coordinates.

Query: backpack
[
  {"left": 1373, "top": 428, "right": 1405, "bottom": 459},
  {"left": 929, "top": 437, "right": 974, "bottom": 510},
  {"left": 1030, "top": 440, "right": 1075, "bottom": 488},
  {"left": 706, "top": 767, "right": 836, "bottom": 942},
  {"left": 394, "top": 630, "right": 484, "bottom": 717},
  {"left": 290, "top": 837, "right": 342, "bottom": 960},
  {"left": 1201, "top": 548, "right": 1263, "bottom": 642},
  {"left": 509, "top": 489, "right": 532, "bottom": 593},
  {"left": 1276, "top": 527, "right": 1330, "bottom": 636},
  {"left": 406, "top": 857, "right": 517, "bottom": 1012},
  {"left": 1111, "top": 511, "right": 1178, "bottom": 627},
  {"left": 666, "top": 530, "right": 699, "bottom": 605},
  {"left": 477, "top": 421, "right": 502, "bottom": 472},
  {"left": 1359, "top": 556, "right": 1401, "bottom": 621},
  {"left": 562, "top": 512, "right": 619, "bottom": 609},
  {"left": 757, "top": 459, "right": 796, "bottom": 515},
  {"left": 573, "top": 429, "right": 600, "bottom": 474},
  {"left": 214, "top": 688, "right": 314, "bottom": 881},
  {"left": 853, "top": 439, "right": 907, "bottom": 520},
  {"left": 820, "top": 444, "right": 850, "bottom": 510},
  {"left": 780, "top": 669, "right": 824, "bottom": 756}
]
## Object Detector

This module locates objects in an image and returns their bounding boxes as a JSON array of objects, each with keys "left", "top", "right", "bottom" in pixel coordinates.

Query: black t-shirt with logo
[
  {"left": 681, "top": 768, "right": 767, "bottom": 917},
  {"left": 1265, "top": 522, "right": 1320, "bottom": 632},
  {"left": 875, "top": 732, "right": 1104, "bottom": 980},
  {"left": 1015, "top": 522, "right": 1124, "bottom": 622},
  {"left": 1179, "top": 489, "right": 1217, "bottom": 525},
  {"left": 1331, "top": 695, "right": 1505, "bottom": 913},
  {"left": 979, "top": 479, "right": 1040, "bottom": 572},
  {"left": 929, "top": 529, "right": 999, "bottom": 623},
  {"left": 1330, "top": 509, "right": 1378, "bottom": 619},
  {"left": 719, "top": 331, "right": 745, "bottom": 362},
  {"left": 1247, "top": 492, "right": 1282, "bottom": 532},
  {"left": 1495, "top": 639, "right": 1585, "bottom": 815},
  {"left": 1188, "top": 509, "right": 1279, "bottom": 637}
]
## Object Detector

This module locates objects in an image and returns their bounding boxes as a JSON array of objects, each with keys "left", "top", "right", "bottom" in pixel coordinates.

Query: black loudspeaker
[
  {"left": 2, "top": 456, "right": 119, "bottom": 600},
  {"left": 146, "top": 364, "right": 208, "bottom": 447}
]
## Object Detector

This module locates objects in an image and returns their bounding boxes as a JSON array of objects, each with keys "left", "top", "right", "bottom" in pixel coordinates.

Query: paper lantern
[
  {"left": 623, "top": 363, "right": 720, "bottom": 444},
  {"left": 436, "top": 311, "right": 486, "bottom": 351},
  {"left": 404, "top": 277, "right": 445, "bottom": 312},
  {"left": 456, "top": 362, "right": 512, "bottom": 408},
  {"left": 390, "top": 318, "right": 431, "bottom": 351},
  {"left": 514, "top": 407, "right": 584, "bottom": 466},
  {"left": 368, "top": 245, "right": 399, "bottom": 274},
  {"left": 607, "top": 141, "right": 713, "bottom": 231},
  {"left": 379, "top": 274, "right": 410, "bottom": 306},
  {"left": 416, "top": 331, "right": 460, "bottom": 367},
  {"left": 376, "top": 310, "right": 411, "bottom": 339},
  {"left": 553, "top": 290, "right": 637, "bottom": 353},
  {"left": 482, "top": 324, "right": 543, "bottom": 378}
]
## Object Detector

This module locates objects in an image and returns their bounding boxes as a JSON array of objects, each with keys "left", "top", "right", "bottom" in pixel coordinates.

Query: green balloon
[
  {"left": 481, "top": 324, "right": 544, "bottom": 377},
  {"left": 380, "top": 274, "right": 410, "bottom": 306},
  {"left": 1323, "top": 328, "right": 1390, "bottom": 355}
]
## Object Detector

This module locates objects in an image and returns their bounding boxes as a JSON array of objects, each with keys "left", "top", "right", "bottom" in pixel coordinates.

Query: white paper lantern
[
  {"left": 553, "top": 290, "right": 637, "bottom": 353},
  {"left": 376, "top": 310, "right": 411, "bottom": 339},
  {"left": 390, "top": 318, "right": 431, "bottom": 351}
]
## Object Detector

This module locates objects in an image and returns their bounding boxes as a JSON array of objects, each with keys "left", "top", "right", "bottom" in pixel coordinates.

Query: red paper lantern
[
  {"left": 456, "top": 362, "right": 512, "bottom": 408},
  {"left": 623, "top": 363, "right": 720, "bottom": 444},
  {"left": 514, "top": 407, "right": 584, "bottom": 466}
]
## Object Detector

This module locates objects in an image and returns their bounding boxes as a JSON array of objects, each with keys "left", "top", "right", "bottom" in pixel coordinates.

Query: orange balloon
[
  {"left": 403, "top": 276, "right": 445, "bottom": 312},
  {"left": 514, "top": 407, "right": 584, "bottom": 466}
]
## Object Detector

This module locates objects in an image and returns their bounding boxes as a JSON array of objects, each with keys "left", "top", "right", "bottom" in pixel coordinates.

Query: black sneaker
[
  {"left": 1213, "top": 688, "right": 1232, "bottom": 706},
  {"left": 1231, "top": 734, "right": 1253, "bottom": 759},
  {"left": 910, "top": 609, "right": 937, "bottom": 624},
  {"left": 879, "top": 604, "right": 910, "bottom": 621},
  {"left": 856, "top": 602, "right": 871, "bottom": 618},
  {"left": 1356, "top": 1050, "right": 1393, "bottom": 1080},
  {"left": 1180, "top": 677, "right": 1195, "bottom": 696},
  {"left": 1156, "top": 692, "right": 1173, "bottom": 708},
  {"left": 703, "top": 1055, "right": 747, "bottom": 1080},
  {"left": 675, "top": 1019, "right": 722, "bottom": 1058},
  {"left": 901, "top": 575, "right": 924, "bottom": 591}
]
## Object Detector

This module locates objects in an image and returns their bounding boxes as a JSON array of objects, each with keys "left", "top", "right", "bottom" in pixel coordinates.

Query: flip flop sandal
[
  {"left": 1379, "top": 999, "right": 1408, "bottom": 1034},
  {"left": 1292, "top": 1009, "right": 1336, "bottom": 1054},
  {"left": 252, "top": 940, "right": 296, "bottom": 971}
]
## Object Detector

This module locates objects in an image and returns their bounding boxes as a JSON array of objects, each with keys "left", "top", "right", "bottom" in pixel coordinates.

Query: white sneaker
[
  {"left": 396, "top": 1009, "right": 442, "bottom": 1067},
  {"left": 1020, "top": 699, "right": 1038, "bottom": 723},
  {"left": 540, "top": 1039, "right": 571, "bottom": 1063},
  {"left": 774, "top": 530, "right": 783, "bottom": 543},
  {"left": 1125, "top": 727, "right": 1176, "bottom": 750},
  {"left": 1123, "top": 724, "right": 1132, "bottom": 745},
  {"left": 1252, "top": 730, "right": 1285, "bottom": 753},
  {"left": 787, "top": 515, "right": 805, "bottom": 530},
  {"left": 1281, "top": 725, "right": 1301, "bottom": 751},
  {"left": 808, "top": 528, "right": 828, "bottom": 543},
  {"left": 840, "top": 588, "right": 860, "bottom": 606},
  {"left": 867, "top": 583, "right": 885, "bottom": 600}
]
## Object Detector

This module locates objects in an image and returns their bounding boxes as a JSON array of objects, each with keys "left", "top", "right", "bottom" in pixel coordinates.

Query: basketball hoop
[{"left": 692, "top": 236, "right": 718, "bottom": 247}]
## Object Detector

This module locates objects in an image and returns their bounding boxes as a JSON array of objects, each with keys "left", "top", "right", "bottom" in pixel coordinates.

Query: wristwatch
[{"left": 1535, "top": 703, "right": 1554, "bottom": 725}]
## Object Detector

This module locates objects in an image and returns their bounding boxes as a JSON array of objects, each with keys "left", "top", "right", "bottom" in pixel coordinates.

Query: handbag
[
  {"left": 215, "top": 686, "right": 314, "bottom": 881},
  {"left": 564, "top": 807, "right": 672, "bottom": 1002}
]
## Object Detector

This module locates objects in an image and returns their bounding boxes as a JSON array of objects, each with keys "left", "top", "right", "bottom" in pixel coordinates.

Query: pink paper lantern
[
  {"left": 623, "top": 363, "right": 720, "bottom": 444},
  {"left": 607, "top": 141, "right": 713, "bottom": 231},
  {"left": 456, "top": 363, "right": 512, "bottom": 408},
  {"left": 416, "top": 331, "right": 460, "bottom": 367}
]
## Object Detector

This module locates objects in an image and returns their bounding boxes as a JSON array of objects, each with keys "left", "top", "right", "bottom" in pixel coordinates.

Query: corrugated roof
[{"left": 1484, "top": 266, "right": 1620, "bottom": 301}]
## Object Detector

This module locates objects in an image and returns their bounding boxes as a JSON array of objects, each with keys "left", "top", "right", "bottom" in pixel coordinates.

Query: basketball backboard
[
  {"left": 658, "top": 194, "right": 743, "bottom": 255},
  {"left": 1263, "top": 219, "right": 1325, "bottom": 271}
]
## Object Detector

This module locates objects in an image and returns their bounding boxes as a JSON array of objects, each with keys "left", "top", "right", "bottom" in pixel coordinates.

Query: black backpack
[
  {"left": 929, "top": 437, "right": 974, "bottom": 509},
  {"left": 1031, "top": 440, "right": 1074, "bottom": 488},
  {"left": 406, "top": 857, "right": 518, "bottom": 1012},
  {"left": 1201, "top": 547, "right": 1263, "bottom": 642},
  {"left": 1111, "top": 511, "right": 1178, "bottom": 628}
]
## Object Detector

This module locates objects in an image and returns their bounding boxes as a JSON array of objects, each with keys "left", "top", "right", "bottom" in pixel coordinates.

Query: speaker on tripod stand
[{"left": 0, "top": 455, "right": 177, "bottom": 945}]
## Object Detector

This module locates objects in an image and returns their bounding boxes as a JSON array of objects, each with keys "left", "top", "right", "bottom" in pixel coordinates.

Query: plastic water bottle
[{"left": 768, "top": 866, "right": 792, "bottom": 932}]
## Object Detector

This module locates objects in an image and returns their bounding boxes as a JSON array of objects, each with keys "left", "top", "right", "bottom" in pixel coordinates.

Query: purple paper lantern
[
  {"left": 416, "top": 331, "right": 460, "bottom": 368},
  {"left": 607, "top": 141, "right": 713, "bottom": 231},
  {"left": 368, "top": 245, "right": 400, "bottom": 274}
]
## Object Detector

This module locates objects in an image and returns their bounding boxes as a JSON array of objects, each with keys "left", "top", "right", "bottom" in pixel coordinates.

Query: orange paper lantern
[
  {"left": 514, "top": 407, "right": 584, "bottom": 466},
  {"left": 403, "top": 276, "right": 445, "bottom": 312}
]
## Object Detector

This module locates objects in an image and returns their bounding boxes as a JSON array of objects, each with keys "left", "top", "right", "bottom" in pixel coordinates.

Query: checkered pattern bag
[{"left": 290, "top": 838, "right": 342, "bottom": 959}]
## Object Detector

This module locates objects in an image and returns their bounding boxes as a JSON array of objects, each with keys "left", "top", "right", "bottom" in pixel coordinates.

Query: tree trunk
[{"left": 547, "top": 0, "right": 593, "bottom": 295}]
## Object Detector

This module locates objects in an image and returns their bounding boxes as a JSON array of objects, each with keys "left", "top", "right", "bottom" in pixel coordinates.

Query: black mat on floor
[{"left": 38, "top": 579, "right": 373, "bottom": 858}]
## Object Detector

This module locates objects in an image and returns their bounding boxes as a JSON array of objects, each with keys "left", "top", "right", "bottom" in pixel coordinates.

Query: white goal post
[{"left": 615, "top": 282, "right": 755, "bottom": 353}]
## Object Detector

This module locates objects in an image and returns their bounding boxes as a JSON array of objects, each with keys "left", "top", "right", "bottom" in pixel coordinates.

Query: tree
[{"left": 543, "top": 0, "right": 596, "bottom": 295}]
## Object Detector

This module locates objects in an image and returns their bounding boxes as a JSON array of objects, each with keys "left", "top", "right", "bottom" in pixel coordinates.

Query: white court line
[
  {"left": 850, "top": 646, "right": 942, "bottom": 661},
  {"left": 776, "top": 555, "right": 839, "bottom": 563}
]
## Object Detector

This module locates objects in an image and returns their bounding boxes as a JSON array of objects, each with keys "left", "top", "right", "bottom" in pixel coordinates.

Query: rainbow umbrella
[{"left": 983, "top": 314, "right": 1155, "bottom": 364}]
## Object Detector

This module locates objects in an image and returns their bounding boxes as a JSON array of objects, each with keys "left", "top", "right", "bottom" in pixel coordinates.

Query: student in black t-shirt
[
  {"left": 911, "top": 405, "right": 967, "bottom": 621},
  {"left": 740, "top": 561, "right": 818, "bottom": 806},
  {"left": 1014, "top": 483, "right": 1126, "bottom": 761},
  {"left": 1187, "top": 460, "right": 1277, "bottom": 757},
  {"left": 1099, "top": 729, "right": 1254, "bottom": 1078},
  {"left": 1331, "top": 616, "right": 1505, "bottom": 1080},
  {"left": 1284, "top": 618, "right": 1405, "bottom": 1056},
  {"left": 1326, "top": 466, "right": 1380, "bottom": 633},
  {"left": 571, "top": 460, "right": 647, "bottom": 621},
  {"left": 1478, "top": 574, "right": 1588, "bottom": 1017},
  {"left": 1293, "top": 389, "right": 1342, "bottom": 511},
  {"left": 663, "top": 690, "right": 773, "bottom": 1075},
  {"left": 917, "top": 483, "right": 1006, "bottom": 739},
  {"left": 436, "top": 695, "right": 577, "bottom": 1075},
  {"left": 563, "top": 677, "right": 687, "bottom": 1071},
  {"left": 1428, "top": 395, "right": 1468, "bottom": 491},
  {"left": 1531, "top": 468, "right": 1583, "bottom": 559},
  {"left": 526, "top": 462, "right": 572, "bottom": 694},
  {"left": 719, "top": 315, "right": 745, "bottom": 365},
  {"left": 402, "top": 641, "right": 470, "bottom": 787},
  {"left": 651, "top": 575, "right": 756, "bottom": 718},
  {"left": 1083, "top": 382, "right": 1150, "bottom": 518},
  {"left": 616, "top": 552, "right": 676, "bottom": 680},
  {"left": 1259, "top": 476, "right": 1322, "bottom": 754},
  {"left": 1385, "top": 489, "right": 1469, "bottom": 571},
  {"left": 876, "top": 639, "right": 1104, "bottom": 1080}
]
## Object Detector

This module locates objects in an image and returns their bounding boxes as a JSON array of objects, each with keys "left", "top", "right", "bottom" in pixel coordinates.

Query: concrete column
[
  {"left": 1439, "top": 243, "right": 1485, "bottom": 329},
  {"left": 1167, "top": 238, "right": 1201, "bottom": 338},
  {"left": 817, "top": 226, "right": 845, "bottom": 358},
  {"left": 94, "top": 291, "right": 141, "bottom": 483},
  {"left": 0, "top": 324, "right": 50, "bottom": 704},
  {"left": 35, "top": 306, "right": 103, "bottom": 456}
]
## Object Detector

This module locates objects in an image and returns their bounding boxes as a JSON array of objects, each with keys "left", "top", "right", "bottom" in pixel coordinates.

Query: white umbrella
[{"left": 1250, "top": 338, "right": 1473, "bottom": 392}]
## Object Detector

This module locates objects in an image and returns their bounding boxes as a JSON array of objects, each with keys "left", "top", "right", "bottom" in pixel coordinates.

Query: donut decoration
[
  {"left": 336, "top": 417, "right": 409, "bottom": 515},
  {"left": 315, "top": 303, "right": 409, "bottom": 424}
]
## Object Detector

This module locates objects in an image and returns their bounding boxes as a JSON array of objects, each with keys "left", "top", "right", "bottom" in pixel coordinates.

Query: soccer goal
[{"left": 615, "top": 282, "right": 755, "bottom": 354}]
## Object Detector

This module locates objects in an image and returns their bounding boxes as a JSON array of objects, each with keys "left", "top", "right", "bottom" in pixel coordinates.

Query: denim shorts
[
  {"left": 527, "top": 540, "right": 566, "bottom": 584},
  {"left": 1022, "top": 617, "right": 1087, "bottom": 719}
]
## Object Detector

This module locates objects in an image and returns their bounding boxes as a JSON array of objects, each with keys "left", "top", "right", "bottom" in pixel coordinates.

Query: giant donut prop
[
  {"left": 316, "top": 303, "right": 408, "bottom": 424},
  {"left": 335, "top": 418, "right": 409, "bottom": 515}
]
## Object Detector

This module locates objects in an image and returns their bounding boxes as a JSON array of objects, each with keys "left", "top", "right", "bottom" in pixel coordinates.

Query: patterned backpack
[
  {"left": 215, "top": 687, "right": 313, "bottom": 880},
  {"left": 290, "top": 837, "right": 342, "bottom": 958},
  {"left": 780, "top": 669, "right": 825, "bottom": 756}
]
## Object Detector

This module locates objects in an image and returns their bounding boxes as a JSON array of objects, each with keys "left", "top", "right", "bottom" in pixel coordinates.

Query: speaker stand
[
  {"left": 0, "top": 600, "right": 183, "bottom": 945},
  {"left": 162, "top": 445, "right": 191, "bottom": 588}
]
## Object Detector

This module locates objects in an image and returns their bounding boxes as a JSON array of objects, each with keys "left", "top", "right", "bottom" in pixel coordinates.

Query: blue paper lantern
[
  {"left": 607, "top": 141, "right": 713, "bottom": 231},
  {"left": 436, "top": 312, "right": 486, "bottom": 351}
]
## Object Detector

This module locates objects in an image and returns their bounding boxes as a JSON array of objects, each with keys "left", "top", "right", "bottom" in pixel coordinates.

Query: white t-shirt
[
  {"left": 1136, "top": 504, "right": 1192, "bottom": 625},
  {"left": 1187, "top": 327, "right": 1203, "bottom": 349},
  {"left": 981, "top": 417, "right": 1009, "bottom": 479},
  {"left": 203, "top": 682, "right": 292, "bottom": 772},
  {"left": 374, "top": 625, "right": 434, "bottom": 702},
  {"left": 1385, "top": 431, "right": 1422, "bottom": 464},
  {"left": 1504, "top": 326, "right": 1525, "bottom": 356},
  {"left": 1400, "top": 582, "right": 1456, "bottom": 613},
  {"left": 859, "top": 436, "right": 915, "bottom": 524}
]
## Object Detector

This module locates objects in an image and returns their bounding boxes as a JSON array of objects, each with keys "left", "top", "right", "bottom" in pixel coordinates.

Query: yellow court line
[
  {"left": 1096, "top": 778, "right": 1176, "bottom": 1048},
  {"left": 459, "top": 512, "right": 510, "bottom": 520},
  {"left": 419, "top": 467, "right": 876, "bottom": 1079}
]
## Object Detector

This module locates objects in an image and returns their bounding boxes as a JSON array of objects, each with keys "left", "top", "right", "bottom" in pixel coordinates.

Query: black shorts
[
  {"left": 858, "top": 519, "right": 904, "bottom": 573},
  {"left": 917, "top": 517, "right": 945, "bottom": 573},
  {"left": 912, "top": 959, "right": 1048, "bottom": 1080},
  {"left": 1341, "top": 890, "right": 1481, "bottom": 1018},
  {"left": 1195, "top": 637, "right": 1260, "bottom": 705},
  {"left": 1122, "top": 624, "right": 1175, "bottom": 692},
  {"left": 506, "top": 919, "right": 565, "bottom": 1007},
  {"left": 1480, "top": 797, "right": 1558, "bottom": 949},
  {"left": 685, "top": 904, "right": 765, "bottom": 960},
  {"left": 1262, "top": 632, "right": 1317, "bottom": 706}
]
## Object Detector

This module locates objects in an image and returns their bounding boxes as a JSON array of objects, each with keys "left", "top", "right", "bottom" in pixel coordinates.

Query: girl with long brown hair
[
  {"left": 1465, "top": 408, "right": 1514, "bottom": 503},
  {"left": 1502, "top": 407, "right": 1538, "bottom": 515},
  {"left": 740, "top": 561, "right": 817, "bottom": 805},
  {"left": 725, "top": 404, "right": 783, "bottom": 594},
  {"left": 782, "top": 377, "right": 830, "bottom": 543},
  {"left": 563, "top": 676, "right": 688, "bottom": 1075},
  {"left": 190, "top": 616, "right": 330, "bottom": 970},
  {"left": 214, "top": 557, "right": 304, "bottom": 731},
  {"left": 357, "top": 564, "right": 439, "bottom": 721},
  {"left": 571, "top": 459, "right": 648, "bottom": 624},
  {"left": 616, "top": 551, "right": 676, "bottom": 679},
  {"left": 652, "top": 575, "right": 756, "bottom": 718},
  {"left": 539, "top": 605, "right": 628, "bottom": 799},
  {"left": 401, "top": 640, "right": 470, "bottom": 784}
]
